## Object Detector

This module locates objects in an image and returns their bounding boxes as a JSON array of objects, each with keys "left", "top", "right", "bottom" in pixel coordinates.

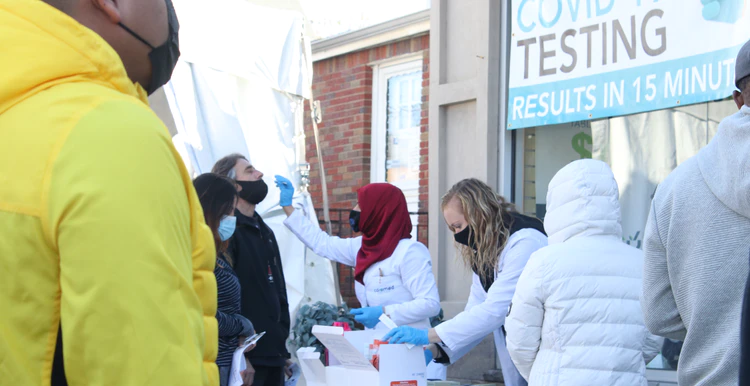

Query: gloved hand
[
  {"left": 382, "top": 326, "right": 430, "bottom": 346},
  {"left": 350, "top": 306, "right": 383, "bottom": 329},
  {"left": 274, "top": 175, "right": 294, "bottom": 207},
  {"left": 424, "top": 348, "right": 434, "bottom": 366}
]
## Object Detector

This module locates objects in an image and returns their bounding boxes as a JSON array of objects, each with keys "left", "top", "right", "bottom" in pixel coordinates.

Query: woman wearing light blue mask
[{"left": 194, "top": 173, "right": 256, "bottom": 386}]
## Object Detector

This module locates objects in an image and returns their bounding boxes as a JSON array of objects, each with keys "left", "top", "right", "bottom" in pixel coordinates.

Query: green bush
[
  {"left": 624, "top": 231, "right": 643, "bottom": 249},
  {"left": 289, "top": 302, "right": 358, "bottom": 355}
]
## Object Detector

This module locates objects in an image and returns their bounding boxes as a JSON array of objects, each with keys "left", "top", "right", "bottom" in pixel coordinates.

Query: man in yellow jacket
[{"left": 0, "top": 0, "right": 218, "bottom": 385}]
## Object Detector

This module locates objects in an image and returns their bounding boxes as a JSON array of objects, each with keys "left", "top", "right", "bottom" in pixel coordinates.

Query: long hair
[
  {"left": 441, "top": 178, "right": 516, "bottom": 279},
  {"left": 212, "top": 153, "right": 247, "bottom": 179},
  {"left": 193, "top": 173, "right": 238, "bottom": 255}
]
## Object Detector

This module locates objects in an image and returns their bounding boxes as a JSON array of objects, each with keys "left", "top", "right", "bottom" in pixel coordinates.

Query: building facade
[
  {"left": 429, "top": 1, "right": 749, "bottom": 384},
  {"left": 306, "top": 11, "right": 431, "bottom": 308},
  {"left": 303, "top": 1, "right": 744, "bottom": 383}
]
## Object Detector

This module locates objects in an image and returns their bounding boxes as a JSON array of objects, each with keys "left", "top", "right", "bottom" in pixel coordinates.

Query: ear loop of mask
[{"left": 118, "top": 22, "right": 156, "bottom": 49}]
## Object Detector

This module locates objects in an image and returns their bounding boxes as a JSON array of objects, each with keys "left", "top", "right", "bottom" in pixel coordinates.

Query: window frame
[{"left": 370, "top": 54, "right": 424, "bottom": 184}]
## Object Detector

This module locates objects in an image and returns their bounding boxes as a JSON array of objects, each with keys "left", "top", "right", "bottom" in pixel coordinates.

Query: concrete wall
[
  {"left": 428, "top": 0, "right": 510, "bottom": 381},
  {"left": 428, "top": 0, "right": 504, "bottom": 320}
]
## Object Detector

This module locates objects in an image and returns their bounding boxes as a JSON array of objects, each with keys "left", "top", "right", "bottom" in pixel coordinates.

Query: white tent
[{"left": 148, "top": 0, "right": 339, "bottom": 340}]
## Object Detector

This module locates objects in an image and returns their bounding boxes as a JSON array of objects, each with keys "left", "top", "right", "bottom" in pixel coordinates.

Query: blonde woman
[{"left": 384, "top": 178, "right": 547, "bottom": 386}]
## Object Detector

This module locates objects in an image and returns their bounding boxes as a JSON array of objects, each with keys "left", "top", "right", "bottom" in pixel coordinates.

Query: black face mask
[
  {"left": 349, "top": 210, "right": 361, "bottom": 233},
  {"left": 118, "top": 0, "right": 180, "bottom": 95},
  {"left": 454, "top": 226, "right": 477, "bottom": 250},
  {"left": 236, "top": 179, "right": 268, "bottom": 205}
]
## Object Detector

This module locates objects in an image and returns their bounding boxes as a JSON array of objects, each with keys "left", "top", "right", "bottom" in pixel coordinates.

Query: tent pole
[
  {"left": 309, "top": 98, "right": 343, "bottom": 308},
  {"left": 302, "top": 19, "right": 342, "bottom": 307}
]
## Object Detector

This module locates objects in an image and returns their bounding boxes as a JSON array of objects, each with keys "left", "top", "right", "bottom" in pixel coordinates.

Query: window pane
[
  {"left": 385, "top": 70, "right": 423, "bottom": 236},
  {"left": 385, "top": 70, "right": 422, "bottom": 184},
  {"left": 520, "top": 98, "right": 737, "bottom": 373}
]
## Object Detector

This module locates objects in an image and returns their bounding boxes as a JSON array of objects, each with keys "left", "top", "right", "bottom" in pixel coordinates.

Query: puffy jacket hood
[
  {"left": 698, "top": 105, "right": 750, "bottom": 218},
  {"left": 0, "top": 0, "right": 146, "bottom": 115},
  {"left": 0, "top": 2, "right": 218, "bottom": 384},
  {"left": 544, "top": 159, "right": 622, "bottom": 244}
]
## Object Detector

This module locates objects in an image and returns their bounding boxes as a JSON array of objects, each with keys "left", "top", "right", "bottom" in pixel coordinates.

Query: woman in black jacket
[{"left": 194, "top": 173, "right": 255, "bottom": 386}]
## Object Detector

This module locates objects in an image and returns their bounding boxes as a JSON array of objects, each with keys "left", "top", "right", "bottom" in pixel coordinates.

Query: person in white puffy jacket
[{"left": 505, "top": 159, "right": 663, "bottom": 386}]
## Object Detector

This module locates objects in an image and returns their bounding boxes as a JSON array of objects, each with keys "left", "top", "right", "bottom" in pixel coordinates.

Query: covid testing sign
[{"left": 507, "top": 0, "right": 750, "bottom": 129}]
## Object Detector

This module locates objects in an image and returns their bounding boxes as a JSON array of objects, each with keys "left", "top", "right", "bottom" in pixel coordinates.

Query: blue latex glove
[
  {"left": 382, "top": 326, "right": 430, "bottom": 346},
  {"left": 424, "top": 348, "right": 433, "bottom": 366},
  {"left": 350, "top": 306, "right": 383, "bottom": 329},
  {"left": 274, "top": 175, "right": 294, "bottom": 207}
]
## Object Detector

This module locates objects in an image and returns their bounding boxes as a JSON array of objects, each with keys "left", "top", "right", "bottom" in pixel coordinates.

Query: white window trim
[{"left": 370, "top": 54, "right": 424, "bottom": 184}]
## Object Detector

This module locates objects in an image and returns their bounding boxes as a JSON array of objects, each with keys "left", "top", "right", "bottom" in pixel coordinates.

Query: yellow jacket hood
[
  {"left": 0, "top": 1, "right": 218, "bottom": 385},
  {"left": 0, "top": 0, "right": 146, "bottom": 115}
]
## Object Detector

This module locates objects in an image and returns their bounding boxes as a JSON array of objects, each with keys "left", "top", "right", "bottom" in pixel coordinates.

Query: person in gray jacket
[
  {"left": 742, "top": 254, "right": 750, "bottom": 385},
  {"left": 641, "top": 39, "right": 750, "bottom": 386}
]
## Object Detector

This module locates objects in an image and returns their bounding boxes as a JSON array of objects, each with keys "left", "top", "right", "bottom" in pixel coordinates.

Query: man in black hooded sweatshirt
[{"left": 213, "top": 154, "right": 291, "bottom": 386}]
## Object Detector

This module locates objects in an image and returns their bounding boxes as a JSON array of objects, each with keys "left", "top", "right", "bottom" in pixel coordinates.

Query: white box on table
[{"left": 296, "top": 326, "right": 426, "bottom": 386}]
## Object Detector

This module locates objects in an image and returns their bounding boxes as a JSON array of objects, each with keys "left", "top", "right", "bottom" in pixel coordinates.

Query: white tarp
[
  {"left": 173, "top": 0, "right": 312, "bottom": 99},
  {"left": 149, "top": 0, "right": 338, "bottom": 338}
]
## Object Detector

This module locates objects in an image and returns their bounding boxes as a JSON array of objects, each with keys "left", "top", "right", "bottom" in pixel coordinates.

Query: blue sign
[{"left": 507, "top": 0, "right": 750, "bottom": 130}]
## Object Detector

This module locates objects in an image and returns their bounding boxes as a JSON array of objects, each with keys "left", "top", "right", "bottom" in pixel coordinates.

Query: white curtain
[
  {"left": 149, "top": 0, "right": 338, "bottom": 340},
  {"left": 591, "top": 100, "right": 736, "bottom": 247}
]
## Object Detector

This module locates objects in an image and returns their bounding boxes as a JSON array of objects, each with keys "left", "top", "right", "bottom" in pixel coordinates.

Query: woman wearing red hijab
[
  {"left": 278, "top": 179, "right": 439, "bottom": 328},
  {"left": 276, "top": 178, "right": 443, "bottom": 378}
]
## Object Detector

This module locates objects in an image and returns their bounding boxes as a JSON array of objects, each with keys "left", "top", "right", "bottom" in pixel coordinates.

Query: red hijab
[{"left": 354, "top": 183, "right": 413, "bottom": 284}]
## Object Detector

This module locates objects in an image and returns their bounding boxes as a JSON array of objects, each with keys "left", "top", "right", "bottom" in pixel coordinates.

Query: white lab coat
[
  {"left": 284, "top": 210, "right": 447, "bottom": 380},
  {"left": 433, "top": 228, "right": 547, "bottom": 386},
  {"left": 283, "top": 210, "right": 440, "bottom": 329}
]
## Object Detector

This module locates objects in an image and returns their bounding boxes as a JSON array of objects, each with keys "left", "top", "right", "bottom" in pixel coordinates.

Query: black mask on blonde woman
[{"left": 454, "top": 226, "right": 477, "bottom": 250}]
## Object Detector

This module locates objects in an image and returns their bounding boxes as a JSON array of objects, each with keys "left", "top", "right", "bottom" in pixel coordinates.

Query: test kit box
[{"left": 297, "top": 326, "right": 427, "bottom": 386}]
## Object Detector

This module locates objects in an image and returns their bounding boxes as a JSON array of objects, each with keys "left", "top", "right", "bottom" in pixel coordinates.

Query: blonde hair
[{"left": 441, "top": 178, "right": 516, "bottom": 279}]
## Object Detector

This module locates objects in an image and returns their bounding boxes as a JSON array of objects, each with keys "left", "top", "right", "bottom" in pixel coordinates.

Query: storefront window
[{"left": 518, "top": 98, "right": 737, "bottom": 373}]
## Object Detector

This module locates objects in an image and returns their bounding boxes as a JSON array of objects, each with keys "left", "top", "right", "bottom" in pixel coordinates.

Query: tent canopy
[{"left": 149, "top": 0, "right": 338, "bottom": 342}]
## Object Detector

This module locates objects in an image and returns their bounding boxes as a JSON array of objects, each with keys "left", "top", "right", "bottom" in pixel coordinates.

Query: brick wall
[
  {"left": 417, "top": 43, "right": 430, "bottom": 243},
  {"left": 306, "top": 34, "right": 430, "bottom": 307}
]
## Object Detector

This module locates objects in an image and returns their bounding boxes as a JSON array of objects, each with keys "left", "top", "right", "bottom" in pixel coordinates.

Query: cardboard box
[{"left": 297, "top": 326, "right": 427, "bottom": 386}]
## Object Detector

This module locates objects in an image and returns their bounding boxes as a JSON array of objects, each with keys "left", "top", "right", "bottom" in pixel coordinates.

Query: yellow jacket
[{"left": 0, "top": 1, "right": 218, "bottom": 385}]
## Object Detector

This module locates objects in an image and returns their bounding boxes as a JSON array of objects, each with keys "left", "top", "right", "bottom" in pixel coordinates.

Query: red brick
[
  {"left": 348, "top": 122, "right": 369, "bottom": 130},
  {"left": 334, "top": 86, "right": 368, "bottom": 98}
]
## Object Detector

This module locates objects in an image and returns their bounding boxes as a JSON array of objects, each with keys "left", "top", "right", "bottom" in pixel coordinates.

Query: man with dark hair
[
  {"left": 641, "top": 39, "right": 750, "bottom": 386},
  {"left": 0, "top": 0, "right": 218, "bottom": 385},
  {"left": 212, "top": 154, "right": 292, "bottom": 386}
]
